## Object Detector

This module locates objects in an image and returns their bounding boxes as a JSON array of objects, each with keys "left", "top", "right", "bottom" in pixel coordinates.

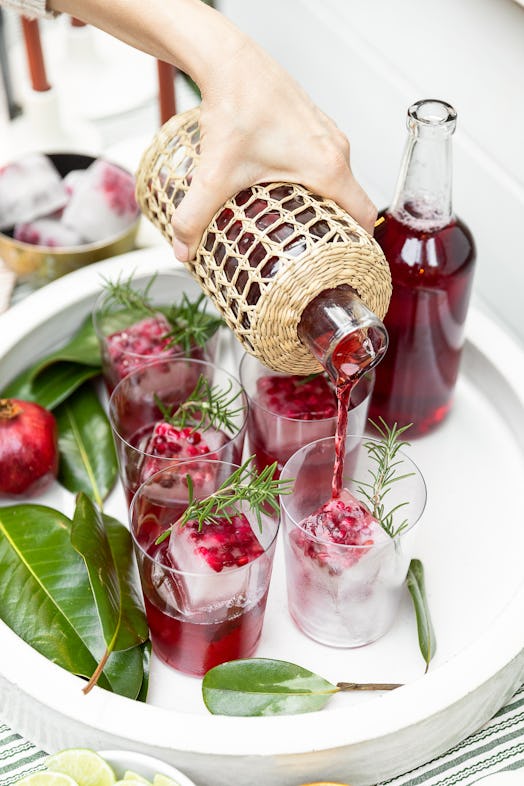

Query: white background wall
[{"left": 219, "top": 0, "right": 524, "bottom": 345}]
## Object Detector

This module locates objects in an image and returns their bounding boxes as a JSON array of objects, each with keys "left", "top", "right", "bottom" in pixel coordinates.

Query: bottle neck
[
  {"left": 391, "top": 99, "right": 457, "bottom": 232},
  {"left": 298, "top": 285, "right": 388, "bottom": 384}
]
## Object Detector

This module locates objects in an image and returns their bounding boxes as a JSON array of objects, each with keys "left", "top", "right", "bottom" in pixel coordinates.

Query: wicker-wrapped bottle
[{"left": 136, "top": 107, "right": 392, "bottom": 378}]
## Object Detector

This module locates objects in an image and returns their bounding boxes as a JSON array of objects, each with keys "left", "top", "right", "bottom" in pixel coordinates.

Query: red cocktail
[{"left": 131, "top": 459, "right": 280, "bottom": 676}]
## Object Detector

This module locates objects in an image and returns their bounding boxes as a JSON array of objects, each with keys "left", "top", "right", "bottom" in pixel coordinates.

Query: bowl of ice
[{"left": 0, "top": 151, "right": 141, "bottom": 287}]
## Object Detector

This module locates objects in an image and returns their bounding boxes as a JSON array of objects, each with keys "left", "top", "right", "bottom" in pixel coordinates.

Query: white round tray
[{"left": 1, "top": 247, "right": 524, "bottom": 786}]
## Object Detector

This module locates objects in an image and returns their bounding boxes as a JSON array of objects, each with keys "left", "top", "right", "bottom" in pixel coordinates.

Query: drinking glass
[
  {"left": 109, "top": 357, "right": 247, "bottom": 506},
  {"left": 93, "top": 269, "right": 220, "bottom": 393},
  {"left": 130, "top": 459, "right": 279, "bottom": 676},
  {"left": 239, "top": 352, "right": 373, "bottom": 477},
  {"left": 280, "top": 434, "right": 426, "bottom": 647}
]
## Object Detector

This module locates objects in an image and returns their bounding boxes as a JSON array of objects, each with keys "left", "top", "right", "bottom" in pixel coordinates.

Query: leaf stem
[{"left": 336, "top": 681, "right": 402, "bottom": 691}]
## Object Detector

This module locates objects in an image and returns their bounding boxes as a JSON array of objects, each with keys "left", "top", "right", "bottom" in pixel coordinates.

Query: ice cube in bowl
[{"left": 0, "top": 152, "right": 140, "bottom": 288}]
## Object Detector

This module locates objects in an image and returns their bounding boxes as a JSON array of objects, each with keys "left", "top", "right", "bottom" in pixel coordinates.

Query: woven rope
[{"left": 136, "top": 107, "right": 391, "bottom": 374}]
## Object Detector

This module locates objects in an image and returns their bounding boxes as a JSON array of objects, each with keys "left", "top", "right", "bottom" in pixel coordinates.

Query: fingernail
[{"left": 172, "top": 237, "right": 189, "bottom": 262}]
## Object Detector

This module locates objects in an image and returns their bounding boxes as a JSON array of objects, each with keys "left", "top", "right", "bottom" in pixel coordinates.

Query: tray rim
[{"left": 1, "top": 247, "right": 524, "bottom": 761}]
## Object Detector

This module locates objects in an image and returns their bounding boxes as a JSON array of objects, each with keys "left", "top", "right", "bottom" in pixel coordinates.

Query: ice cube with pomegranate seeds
[
  {"left": 105, "top": 313, "right": 177, "bottom": 381},
  {"left": 0, "top": 153, "right": 68, "bottom": 231},
  {"left": 256, "top": 373, "right": 337, "bottom": 420},
  {"left": 138, "top": 418, "right": 227, "bottom": 485},
  {"left": 165, "top": 511, "right": 266, "bottom": 614},
  {"left": 61, "top": 159, "right": 139, "bottom": 243},
  {"left": 14, "top": 217, "right": 84, "bottom": 248},
  {"left": 292, "top": 488, "right": 391, "bottom": 574}
]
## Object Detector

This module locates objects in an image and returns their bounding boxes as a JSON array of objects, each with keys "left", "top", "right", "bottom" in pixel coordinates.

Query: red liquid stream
[
  {"left": 369, "top": 210, "right": 475, "bottom": 436},
  {"left": 332, "top": 379, "right": 355, "bottom": 499}
]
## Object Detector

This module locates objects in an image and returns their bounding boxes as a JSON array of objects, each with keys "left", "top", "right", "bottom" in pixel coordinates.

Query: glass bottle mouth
[{"left": 408, "top": 99, "right": 457, "bottom": 135}]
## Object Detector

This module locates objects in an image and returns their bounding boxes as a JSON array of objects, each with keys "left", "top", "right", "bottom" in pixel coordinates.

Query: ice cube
[
  {"left": 166, "top": 514, "right": 264, "bottom": 615},
  {"left": 14, "top": 217, "right": 84, "bottom": 248},
  {"left": 61, "top": 159, "right": 139, "bottom": 243},
  {"left": 62, "top": 169, "right": 86, "bottom": 198},
  {"left": 106, "top": 314, "right": 173, "bottom": 381},
  {"left": 0, "top": 153, "right": 68, "bottom": 231}
]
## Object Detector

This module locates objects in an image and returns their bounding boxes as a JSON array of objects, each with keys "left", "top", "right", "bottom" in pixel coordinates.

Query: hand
[{"left": 171, "top": 34, "right": 376, "bottom": 262}]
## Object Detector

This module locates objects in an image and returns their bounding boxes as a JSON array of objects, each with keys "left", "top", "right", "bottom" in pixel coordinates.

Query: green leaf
[
  {"left": 136, "top": 641, "right": 152, "bottom": 703},
  {"left": 94, "top": 641, "right": 146, "bottom": 701},
  {"left": 0, "top": 504, "right": 147, "bottom": 698},
  {"left": 1, "top": 362, "right": 100, "bottom": 411},
  {"left": 0, "top": 505, "right": 112, "bottom": 692},
  {"left": 406, "top": 558, "right": 436, "bottom": 672},
  {"left": 55, "top": 385, "right": 118, "bottom": 507},
  {"left": 202, "top": 658, "right": 337, "bottom": 716},
  {"left": 71, "top": 495, "right": 148, "bottom": 653},
  {"left": 30, "top": 316, "right": 101, "bottom": 378}
]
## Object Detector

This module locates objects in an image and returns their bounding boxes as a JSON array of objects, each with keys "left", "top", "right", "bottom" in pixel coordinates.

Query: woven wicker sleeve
[{"left": 136, "top": 107, "right": 391, "bottom": 375}]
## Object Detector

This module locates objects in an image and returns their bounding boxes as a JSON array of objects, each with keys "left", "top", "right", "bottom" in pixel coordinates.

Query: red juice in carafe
[{"left": 369, "top": 209, "right": 475, "bottom": 435}]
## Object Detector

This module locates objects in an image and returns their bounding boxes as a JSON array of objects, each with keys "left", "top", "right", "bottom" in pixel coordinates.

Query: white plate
[{"left": 1, "top": 247, "right": 524, "bottom": 786}]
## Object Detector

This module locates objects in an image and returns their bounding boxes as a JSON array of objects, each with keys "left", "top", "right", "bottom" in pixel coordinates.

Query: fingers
[{"left": 171, "top": 161, "right": 240, "bottom": 262}]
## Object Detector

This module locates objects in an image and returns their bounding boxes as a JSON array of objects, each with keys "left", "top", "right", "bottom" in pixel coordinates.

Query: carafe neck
[
  {"left": 298, "top": 285, "right": 388, "bottom": 384},
  {"left": 390, "top": 99, "right": 456, "bottom": 232}
]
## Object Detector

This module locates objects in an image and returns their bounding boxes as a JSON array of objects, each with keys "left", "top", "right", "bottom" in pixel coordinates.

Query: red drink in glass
[
  {"left": 131, "top": 460, "right": 279, "bottom": 676},
  {"left": 109, "top": 357, "right": 247, "bottom": 506},
  {"left": 240, "top": 352, "right": 374, "bottom": 478}
]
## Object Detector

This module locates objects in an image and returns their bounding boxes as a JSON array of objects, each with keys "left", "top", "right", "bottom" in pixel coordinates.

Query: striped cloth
[{"left": 1, "top": 686, "right": 524, "bottom": 786}]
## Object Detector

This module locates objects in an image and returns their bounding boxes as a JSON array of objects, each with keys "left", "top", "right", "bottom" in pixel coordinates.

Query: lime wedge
[
  {"left": 123, "top": 773, "right": 151, "bottom": 785},
  {"left": 14, "top": 774, "right": 79, "bottom": 786},
  {"left": 46, "top": 749, "right": 116, "bottom": 786},
  {"left": 153, "top": 775, "right": 182, "bottom": 786}
]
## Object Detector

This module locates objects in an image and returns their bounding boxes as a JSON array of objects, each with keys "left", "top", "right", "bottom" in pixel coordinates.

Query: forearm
[{"left": 46, "top": 0, "right": 245, "bottom": 87}]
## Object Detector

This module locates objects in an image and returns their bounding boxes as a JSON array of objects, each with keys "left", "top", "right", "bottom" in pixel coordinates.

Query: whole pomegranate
[{"left": 0, "top": 398, "right": 58, "bottom": 496}]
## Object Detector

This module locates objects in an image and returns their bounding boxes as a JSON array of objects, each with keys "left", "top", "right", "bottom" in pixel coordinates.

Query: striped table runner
[{"left": 1, "top": 685, "right": 524, "bottom": 786}]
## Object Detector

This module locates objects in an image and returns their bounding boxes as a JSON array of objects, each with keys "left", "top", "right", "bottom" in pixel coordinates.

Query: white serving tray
[{"left": 1, "top": 247, "right": 524, "bottom": 786}]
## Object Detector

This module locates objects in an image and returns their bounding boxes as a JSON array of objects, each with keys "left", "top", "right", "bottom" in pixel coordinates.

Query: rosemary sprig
[
  {"left": 102, "top": 271, "right": 158, "bottom": 319},
  {"left": 164, "top": 292, "right": 223, "bottom": 352},
  {"left": 102, "top": 273, "right": 223, "bottom": 349},
  {"left": 355, "top": 417, "right": 414, "bottom": 538},
  {"left": 156, "top": 456, "right": 293, "bottom": 542},
  {"left": 154, "top": 375, "right": 243, "bottom": 433}
]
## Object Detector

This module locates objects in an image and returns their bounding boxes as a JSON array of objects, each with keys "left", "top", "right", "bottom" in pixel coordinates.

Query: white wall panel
[{"left": 219, "top": 0, "right": 524, "bottom": 343}]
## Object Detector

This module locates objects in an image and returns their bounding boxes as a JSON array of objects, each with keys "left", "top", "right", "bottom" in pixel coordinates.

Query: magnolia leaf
[
  {"left": 30, "top": 316, "right": 101, "bottom": 378},
  {"left": 136, "top": 641, "right": 152, "bottom": 703},
  {"left": 0, "top": 504, "right": 147, "bottom": 699},
  {"left": 407, "top": 558, "right": 436, "bottom": 672},
  {"left": 0, "top": 505, "right": 113, "bottom": 692},
  {"left": 71, "top": 494, "right": 148, "bottom": 653},
  {"left": 1, "top": 362, "right": 100, "bottom": 410},
  {"left": 55, "top": 384, "right": 118, "bottom": 507},
  {"left": 202, "top": 658, "right": 337, "bottom": 716}
]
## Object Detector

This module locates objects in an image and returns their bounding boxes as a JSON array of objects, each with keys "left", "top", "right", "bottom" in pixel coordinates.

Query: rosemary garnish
[
  {"left": 156, "top": 456, "right": 293, "bottom": 542},
  {"left": 164, "top": 293, "right": 223, "bottom": 352},
  {"left": 102, "top": 272, "right": 223, "bottom": 349},
  {"left": 355, "top": 418, "right": 414, "bottom": 538},
  {"left": 154, "top": 375, "right": 243, "bottom": 433}
]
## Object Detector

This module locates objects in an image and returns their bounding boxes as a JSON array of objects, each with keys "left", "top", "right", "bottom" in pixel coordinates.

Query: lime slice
[
  {"left": 123, "top": 773, "right": 151, "bottom": 785},
  {"left": 46, "top": 749, "right": 116, "bottom": 786},
  {"left": 153, "top": 775, "right": 182, "bottom": 786},
  {"left": 115, "top": 781, "right": 150, "bottom": 786},
  {"left": 14, "top": 774, "right": 79, "bottom": 786}
]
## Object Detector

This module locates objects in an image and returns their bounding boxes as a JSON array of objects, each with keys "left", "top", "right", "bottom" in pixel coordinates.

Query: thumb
[{"left": 171, "top": 166, "right": 233, "bottom": 263}]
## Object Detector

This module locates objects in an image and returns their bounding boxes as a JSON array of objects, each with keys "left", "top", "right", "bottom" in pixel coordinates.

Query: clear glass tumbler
[
  {"left": 109, "top": 357, "right": 247, "bottom": 506},
  {"left": 93, "top": 269, "right": 221, "bottom": 393},
  {"left": 239, "top": 352, "right": 373, "bottom": 477},
  {"left": 280, "top": 434, "right": 426, "bottom": 647},
  {"left": 130, "top": 459, "right": 279, "bottom": 676}
]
